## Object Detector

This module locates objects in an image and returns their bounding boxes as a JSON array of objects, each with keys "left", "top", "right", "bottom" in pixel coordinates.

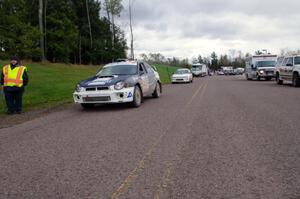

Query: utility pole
[
  {"left": 129, "top": 0, "right": 134, "bottom": 59},
  {"left": 86, "top": 0, "right": 93, "bottom": 49},
  {"left": 39, "top": 0, "right": 45, "bottom": 61}
]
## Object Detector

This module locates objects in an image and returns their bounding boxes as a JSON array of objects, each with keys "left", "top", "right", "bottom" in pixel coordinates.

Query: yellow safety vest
[{"left": 3, "top": 65, "right": 27, "bottom": 87}]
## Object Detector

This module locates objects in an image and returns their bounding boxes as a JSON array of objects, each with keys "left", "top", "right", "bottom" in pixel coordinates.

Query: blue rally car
[{"left": 73, "top": 60, "right": 162, "bottom": 109}]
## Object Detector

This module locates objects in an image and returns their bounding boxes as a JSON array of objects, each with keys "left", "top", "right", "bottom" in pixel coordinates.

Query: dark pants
[{"left": 4, "top": 88, "right": 24, "bottom": 113}]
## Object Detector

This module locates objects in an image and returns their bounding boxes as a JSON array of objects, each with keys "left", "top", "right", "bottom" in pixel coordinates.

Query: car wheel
[
  {"left": 81, "top": 103, "right": 95, "bottom": 109},
  {"left": 132, "top": 85, "right": 142, "bottom": 107},
  {"left": 246, "top": 74, "right": 251, "bottom": 80},
  {"left": 276, "top": 73, "right": 283, "bottom": 85},
  {"left": 292, "top": 73, "right": 300, "bottom": 87},
  {"left": 152, "top": 82, "right": 161, "bottom": 98}
]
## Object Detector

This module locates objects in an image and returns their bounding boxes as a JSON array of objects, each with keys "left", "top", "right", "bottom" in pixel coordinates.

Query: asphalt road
[{"left": 1, "top": 75, "right": 300, "bottom": 199}]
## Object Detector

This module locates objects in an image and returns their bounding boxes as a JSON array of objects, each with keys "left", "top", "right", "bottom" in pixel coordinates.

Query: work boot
[{"left": 6, "top": 111, "right": 14, "bottom": 115}]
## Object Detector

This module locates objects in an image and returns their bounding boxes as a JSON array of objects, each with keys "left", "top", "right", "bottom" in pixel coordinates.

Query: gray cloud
[{"left": 116, "top": 0, "right": 300, "bottom": 58}]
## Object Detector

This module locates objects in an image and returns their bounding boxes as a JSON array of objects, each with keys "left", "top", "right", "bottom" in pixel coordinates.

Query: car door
[
  {"left": 280, "top": 57, "right": 289, "bottom": 79},
  {"left": 285, "top": 57, "right": 294, "bottom": 80},
  {"left": 138, "top": 63, "right": 150, "bottom": 96},
  {"left": 144, "top": 63, "right": 157, "bottom": 92}
]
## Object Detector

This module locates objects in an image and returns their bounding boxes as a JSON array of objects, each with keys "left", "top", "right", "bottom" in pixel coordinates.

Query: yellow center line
[
  {"left": 110, "top": 81, "right": 208, "bottom": 199},
  {"left": 154, "top": 82, "right": 208, "bottom": 199}
]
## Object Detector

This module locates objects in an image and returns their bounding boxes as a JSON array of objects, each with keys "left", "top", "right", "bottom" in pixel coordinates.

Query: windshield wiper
[{"left": 97, "top": 75, "right": 114, "bottom": 78}]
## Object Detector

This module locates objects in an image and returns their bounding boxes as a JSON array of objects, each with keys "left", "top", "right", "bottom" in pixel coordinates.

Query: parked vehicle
[
  {"left": 172, "top": 68, "right": 193, "bottom": 83},
  {"left": 245, "top": 54, "right": 277, "bottom": 81},
  {"left": 191, "top": 63, "right": 208, "bottom": 77},
  {"left": 222, "top": 66, "right": 235, "bottom": 75},
  {"left": 73, "top": 60, "right": 162, "bottom": 108},
  {"left": 275, "top": 55, "right": 300, "bottom": 87},
  {"left": 217, "top": 71, "right": 225, "bottom": 75},
  {"left": 234, "top": 68, "right": 245, "bottom": 75}
]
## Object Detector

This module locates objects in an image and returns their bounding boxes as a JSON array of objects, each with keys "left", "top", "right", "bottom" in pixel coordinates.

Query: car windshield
[
  {"left": 255, "top": 61, "right": 276, "bottom": 68},
  {"left": 96, "top": 65, "right": 137, "bottom": 76},
  {"left": 175, "top": 70, "right": 190, "bottom": 74},
  {"left": 192, "top": 65, "right": 202, "bottom": 70},
  {"left": 295, "top": 57, "right": 300, "bottom": 65}
]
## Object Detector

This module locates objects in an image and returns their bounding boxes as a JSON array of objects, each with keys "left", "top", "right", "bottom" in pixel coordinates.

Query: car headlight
[
  {"left": 75, "top": 84, "right": 85, "bottom": 92},
  {"left": 259, "top": 70, "right": 265, "bottom": 74},
  {"left": 114, "top": 81, "right": 125, "bottom": 90}
]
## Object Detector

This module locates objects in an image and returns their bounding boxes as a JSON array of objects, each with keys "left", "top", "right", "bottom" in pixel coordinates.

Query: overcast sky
[{"left": 116, "top": 0, "right": 300, "bottom": 59}]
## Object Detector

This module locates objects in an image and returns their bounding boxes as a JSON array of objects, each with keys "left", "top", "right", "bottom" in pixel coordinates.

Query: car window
[
  {"left": 144, "top": 63, "right": 154, "bottom": 74},
  {"left": 97, "top": 64, "right": 137, "bottom": 76},
  {"left": 294, "top": 57, "right": 300, "bottom": 65},
  {"left": 286, "top": 57, "right": 293, "bottom": 66},
  {"left": 282, "top": 58, "right": 289, "bottom": 66},
  {"left": 276, "top": 57, "right": 284, "bottom": 67},
  {"left": 139, "top": 63, "right": 147, "bottom": 74}
]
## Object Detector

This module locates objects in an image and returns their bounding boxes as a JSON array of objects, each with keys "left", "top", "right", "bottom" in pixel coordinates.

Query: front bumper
[
  {"left": 192, "top": 71, "right": 201, "bottom": 76},
  {"left": 172, "top": 78, "right": 190, "bottom": 83},
  {"left": 73, "top": 87, "right": 135, "bottom": 104},
  {"left": 258, "top": 72, "right": 274, "bottom": 78}
]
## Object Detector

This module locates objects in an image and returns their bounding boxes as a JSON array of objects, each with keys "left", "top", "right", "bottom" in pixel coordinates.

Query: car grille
[
  {"left": 97, "top": 87, "right": 109, "bottom": 90},
  {"left": 85, "top": 87, "right": 109, "bottom": 91},
  {"left": 83, "top": 96, "right": 111, "bottom": 102}
]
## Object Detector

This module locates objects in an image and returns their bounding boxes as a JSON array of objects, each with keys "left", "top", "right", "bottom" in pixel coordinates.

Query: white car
[
  {"left": 172, "top": 68, "right": 193, "bottom": 83},
  {"left": 217, "top": 71, "right": 225, "bottom": 75},
  {"left": 73, "top": 60, "right": 162, "bottom": 108},
  {"left": 275, "top": 55, "right": 300, "bottom": 87}
]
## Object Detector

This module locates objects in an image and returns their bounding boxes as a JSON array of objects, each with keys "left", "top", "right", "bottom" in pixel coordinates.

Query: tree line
[
  {"left": 0, "top": 0, "right": 127, "bottom": 64},
  {"left": 140, "top": 51, "right": 247, "bottom": 70}
]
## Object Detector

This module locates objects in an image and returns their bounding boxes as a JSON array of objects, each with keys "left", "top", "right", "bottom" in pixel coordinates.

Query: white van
[
  {"left": 245, "top": 54, "right": 277, "bottom": 81},
  {"left": 191, "top": 63, "right": 208, "bottom": 77}
]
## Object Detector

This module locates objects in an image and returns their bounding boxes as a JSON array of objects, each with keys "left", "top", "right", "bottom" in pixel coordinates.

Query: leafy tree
[
  {"left": 197, "top": 55, "right": 203, "bottom": 63},
  {"left": 0, "top": 0, "right": 41, "bottom": 60},
  {"left": 211, "top": 52, "right": 219, "bottom": 70}
]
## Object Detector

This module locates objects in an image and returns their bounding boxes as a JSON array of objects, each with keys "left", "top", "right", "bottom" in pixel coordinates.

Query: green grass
[
  {"left": 0, "top": 61, "right": 99, "bottom": 114},
  {"left": 0, "top": 61, "right": 178, "bottom": 114},
  {"left": 153, "top": 64, "right": 178, "bottom": 84}
]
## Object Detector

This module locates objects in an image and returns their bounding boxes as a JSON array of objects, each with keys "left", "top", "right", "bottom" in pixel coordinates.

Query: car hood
[{"left": 79, "top": 75, "right": 133, "bottom": 87}]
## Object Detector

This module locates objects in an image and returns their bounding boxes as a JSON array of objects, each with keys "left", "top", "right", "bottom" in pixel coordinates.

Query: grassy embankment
[{"left": 0, "top": 61, "right": 178, "bottom": 113}]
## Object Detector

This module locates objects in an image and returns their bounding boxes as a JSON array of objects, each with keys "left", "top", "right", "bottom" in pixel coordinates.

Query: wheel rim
[
  {"left": 293, "top": 75, "right": 296, "bottom": 86},
  {"left": 156, "top": 83, "right": 161, "bottom": 96},
  {"left": 135, "top": 88, "right": 141, "bottom": 104}
]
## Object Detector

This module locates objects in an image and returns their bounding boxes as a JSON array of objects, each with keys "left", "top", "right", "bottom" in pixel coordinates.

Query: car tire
[
  {"left": 246, "top": 74, "right": 251, "bottom": 80},
  {"left": 292, "top": 73, "right": 300, "bottom": 87},
  {"left": 276, "top": 73, "right": 283, "bottom": 85},
  {"left": 81, "top": 103, "right": 95, "bottom": 109},
  {"left": 132, "top": 85, "right": 142, "bottom": 107},
  {"left": 152, "top": 82, "right": 161, "bottom": 98}
]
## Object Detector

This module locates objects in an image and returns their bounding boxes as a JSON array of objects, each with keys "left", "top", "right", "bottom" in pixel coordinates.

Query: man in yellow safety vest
[{"left": 1, "top": 56, "right": 29, "bottom": 114}]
